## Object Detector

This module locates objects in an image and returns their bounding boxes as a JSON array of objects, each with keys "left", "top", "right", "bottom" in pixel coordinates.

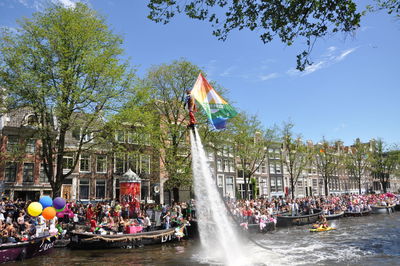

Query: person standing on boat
[
  {"left": 143, "top": 214, "right": 151, "bottom": 232},
  {"left": 163, "top": 211, "right": 171, "bottom": 229}
]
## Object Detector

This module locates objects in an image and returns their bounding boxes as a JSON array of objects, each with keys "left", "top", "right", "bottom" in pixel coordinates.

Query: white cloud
[
  {"left": 287, "top": 46, "right": 358, "bottom": 76},
  {"left": 335, "top": 48, "right": 357, "bottom": 62},
  {"left": 259, "top": 72, "right": 279, "bottom": 81},
  {"left": 12, "top": 0, "right": 84, "bottom": 10},
  {"left": 220, "top": 66, "right": 236, "bottom": 77},
  {"left": 334, "top": 123, "right": 347, "bottom": 132}
]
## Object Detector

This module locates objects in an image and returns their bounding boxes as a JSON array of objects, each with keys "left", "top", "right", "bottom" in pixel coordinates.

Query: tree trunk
[
  {"left": 382, "top": 181, "right": 387, "bottom": 193},
  {"left": 244, "top": 175, "right": 248, "bottom": 200},
  {"left": 173, "top": 187, "right": 180, "bottom": 203},
  {"left": 290, "top": 177, "right": 295, "bottom": 199},
  {"left": 324, "top": 178, "right": 329, "bottom": 196},
  {"left": 52, "top": 181, "right": 62, "bottom": 197},
  {"left": 358, "top": 179, "right": 362, "bottom": 195}
]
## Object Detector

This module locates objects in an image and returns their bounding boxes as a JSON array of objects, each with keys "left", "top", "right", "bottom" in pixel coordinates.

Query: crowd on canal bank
[
  {"left": 226, "top": 193, "right": 400, "bottom": 225},
  {"left": 0, "top": 198, "right": 195, "bottom": 244},
  {"left": 1, "top": 193, "right": 399, "bottom": 244}
]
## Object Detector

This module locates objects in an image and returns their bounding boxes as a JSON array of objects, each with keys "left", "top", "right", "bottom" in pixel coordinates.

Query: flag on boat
[{"left": 190, "top": 73, "right": 237, "bottom": 129}]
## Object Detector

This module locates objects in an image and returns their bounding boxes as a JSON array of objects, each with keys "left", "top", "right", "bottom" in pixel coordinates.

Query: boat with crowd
[
  {"left": 276, "top": 209, "right": 323, "bottom": 227},
  {"left": 0, "top": 235, "right": 57, "bottom": 263},
  {"left": 69, "top": 225, "right": 187, "bottom": 250},
  {"left": 344, "top": 209, "right": 371, "bottom": 217},
  {"left": 371, "top": 204, "right": 396, "bottom": 214},
  {"left": 325, "top": 211, "right": 345, "bottom": 220}
]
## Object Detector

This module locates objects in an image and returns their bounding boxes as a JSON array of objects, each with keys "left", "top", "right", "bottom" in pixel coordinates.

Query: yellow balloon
[{"left": 28, "top": 202, "right": 43, "bottom": 217}]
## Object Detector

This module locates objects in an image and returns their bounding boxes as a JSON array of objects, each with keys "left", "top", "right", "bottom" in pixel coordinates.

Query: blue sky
[{"left": 1, "top": 0, "right": 399, "bottom": 145}]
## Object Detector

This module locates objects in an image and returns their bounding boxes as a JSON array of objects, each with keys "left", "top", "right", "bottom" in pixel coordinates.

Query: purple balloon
[{"left": 53, "top": 197, "right": 66, "bottom": 210}]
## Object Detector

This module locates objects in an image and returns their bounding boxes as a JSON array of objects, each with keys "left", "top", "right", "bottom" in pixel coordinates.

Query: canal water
[{"left": 10, "top": 212, "right": 400, "bottom": 266}]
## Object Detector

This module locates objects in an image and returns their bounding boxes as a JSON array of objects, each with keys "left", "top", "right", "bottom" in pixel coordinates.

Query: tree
[
  {"left": 369, "top": 139, "right": 399, "bottom": 193},
  {"left": 344, "top": 138, "right": 369, "bottom": 194},
  {"left": 0, "top": 4, "right": 133, "bottom": 196},
  {"left": 130, "top": 60, "right": 204, "bottom": 203},
  {"left": 313, "top": 139, "right": 343, "bottom": 196},
  {"left": 147, "top": 0, "right": 361, "bottom": 70},
  {"left": 229, "top": 111, "right": 276, "bottom": 199},
  {"left": 280, "top": 122, "right": 311, "bottom": 199}
]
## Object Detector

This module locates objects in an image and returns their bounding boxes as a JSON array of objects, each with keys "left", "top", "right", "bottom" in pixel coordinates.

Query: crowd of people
[
  {"left": 226, "top": 193, "right": 400, "bottom": 228},
  {"left": 1, "top": 192, "right": 399, "bottom": 244},
  {"left": 0, "top": 198, "right": 196, "bottom": 244}
]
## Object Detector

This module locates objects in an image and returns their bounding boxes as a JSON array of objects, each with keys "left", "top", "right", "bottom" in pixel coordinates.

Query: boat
[
  {"left": 310, "top": 227, "right": 336, "bottom": 232},
  {"left": 326, "top": 211, "right": 345, "bottom": 220},
  {"left": 344, "top": 209, "right": 371, "bottom": 217},
  {"left": 276, "top": 209, "right": 323, "bottom": 227},
  {"left": 371, "top": 205, "right": 396, "bottom": 214},
  {"left": 395, "top": 204, "right": 400, "bottom": 212},
  {"left": 247, "top": 222, "right": 276, "bottom": 233},
  {"left": 69, "top": 225, "right": 187, "bottom": 250},
  {"left": 0, "top": 235, "right": 57, "bottom": 263}
]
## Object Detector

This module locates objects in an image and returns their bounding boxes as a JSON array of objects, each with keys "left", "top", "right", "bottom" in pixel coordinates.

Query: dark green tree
[
  {"left": 313, "top": 139, "right": 343, "bottom": 196},
  {"left": 344, "top": 138, "right": 369, "bottom": 194},
  {"left": 229, "top": 111, "right": 277, "bottom": 199},
  {"left": 369, "top": 139, "right": 399, "bottom": 193},
  {"left": 147, "top": 0, "right": 361, "bottom": 70},
  {"left": 0, "top": 4, "right": 133, "bottom": 196},
  {"left": 280, "top": 122, "right": 311, "bottom": 199}
]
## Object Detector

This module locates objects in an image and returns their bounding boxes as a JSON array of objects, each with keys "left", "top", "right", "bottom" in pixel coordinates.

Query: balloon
[
  {"left": 42, "top": 207, "right": 56, "bottom": 220},
  {"left": 53, "top": 197, "right": 66, "bottom": 210},
  {"left": 56, "top": 206, "right": 65, "bottom": 212},
  {"left": 39, "top": 196, "right": 53, "bottom": 208},
  {"left": 27, "top": 202, "right": 43, "bottom": 217}
]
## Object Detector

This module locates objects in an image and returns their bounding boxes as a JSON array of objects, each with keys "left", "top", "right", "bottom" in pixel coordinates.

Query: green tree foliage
[
  {"left": 313, "top": 139, "right": 343, "bottom": 196},
  {"left": 0, "top": 3, "right": 133, "bottom": 196},
  {"left": 123, "top": 60, "right": 201, "bottom": 202},
  {"left": 229, "top": 111, "right": 277, "bottom": 199},
  {"left": 280, "top": 122, "right": 311, "bottom": 199},
  {"left": 147, "top": 0, "right": 361, "bottom": 70},
  {"left": 368, "top": 139, "right": 400, "bottom": 193},
  {"left": 344, "top": 138, "right": 369, "bottom": 194}
]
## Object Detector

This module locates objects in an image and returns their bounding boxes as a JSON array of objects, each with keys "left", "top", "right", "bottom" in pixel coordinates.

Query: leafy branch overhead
[{"left": 147, "top": 0, "right": 362, "bottom": 70}]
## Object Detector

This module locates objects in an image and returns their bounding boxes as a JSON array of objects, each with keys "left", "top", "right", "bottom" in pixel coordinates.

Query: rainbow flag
[{"left": 190, "top": 73, "right": 237, "bottom": 129}]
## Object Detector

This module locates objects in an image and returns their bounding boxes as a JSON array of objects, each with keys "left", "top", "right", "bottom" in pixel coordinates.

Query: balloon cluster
[{"left": 27, "top": 196, "right": 66, "bottom": 220}]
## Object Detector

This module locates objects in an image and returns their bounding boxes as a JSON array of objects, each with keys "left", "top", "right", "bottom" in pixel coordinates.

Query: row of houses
[{"left": 1, "top": 109, "right": 399, "bottom": 203}]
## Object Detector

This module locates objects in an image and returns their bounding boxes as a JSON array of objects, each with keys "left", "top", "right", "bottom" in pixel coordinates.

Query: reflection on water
[{"left": 10, "top": 213, "right": 400, "bottom": 266}]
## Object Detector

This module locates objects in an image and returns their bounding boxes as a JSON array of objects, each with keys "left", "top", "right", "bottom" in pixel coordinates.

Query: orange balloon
[{"left": 42, "top": 207, "right": 56, "bottom": 220}]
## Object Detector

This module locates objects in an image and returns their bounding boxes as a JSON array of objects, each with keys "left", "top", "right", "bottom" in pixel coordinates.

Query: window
[
  {"left": 276, "top": 164, "right": 281, "bottom": 174},
  {"left": 297, "top": 180, "right": 303, "bottom": 187},
  {"left": 261, "top": 162, "right": 267, "bottom": 174},
  {"left": 217, "top": 159, "right": 222, "bottom": 171},
  {"left": 96, "top": 155, "right": 107, "bottom": 173},
  {"left": 225, "top": 177, "right": 234, "bottom": 197},
  {"left": 63, "top": 153, "right": 74, "bottom": 170},
  {"left": 140, "top": 154, "right": 151, "bottom": 174},
  {"left": 96, "top": 180, "right": 106, "bottom": 199},
  {"left": 115, "top": 153, "right": 126, "bottom": 174},
  {"left": 312, "top": 179, "right": 318, "bottom": 187},
  {"left": 23, "top": 163, "right": 34, "bottom": 183},
  {"left": 223, "top": 160, "right": 228, "bottom": 172},
  {"left": 229, "top": 160, "right": 235, "bottom": 173},
  {"left": 269, "top": 164, "right": 275, "bottom": 174},
  {"left": 7, "top": 136, "right": 19, "bottom": 152},
  {"left": 217, "top": 175, "right": 223, "bottom": 187},
  {"left": 127, "top": 132, "right": 135, "bottom": 144},
  {"left": 277, "top": 178, "right": 283, "bottom": 191},
  {"left": 79, "top": 179, "right": 90, "bottom": 199},
  {"left": 5, "top": 162, "right": 17, "bottom": 182},
  {"left": 25, "top": 139, "right": 35, "bottom": 153},
  {"left": 80, "top": 154, "right": 91, "bottom": 172},
  {"left": 128, "top": 154, "right": 139, "bottom": 173},
  {"left": 270, "top": 178, "right": 276, "bottom": 192},
  {"left": 115, "top": 131, "right": 125, "bottom": 143},
  {"left": 40, "top": 164, "right": 48, "bottom": 183}
]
